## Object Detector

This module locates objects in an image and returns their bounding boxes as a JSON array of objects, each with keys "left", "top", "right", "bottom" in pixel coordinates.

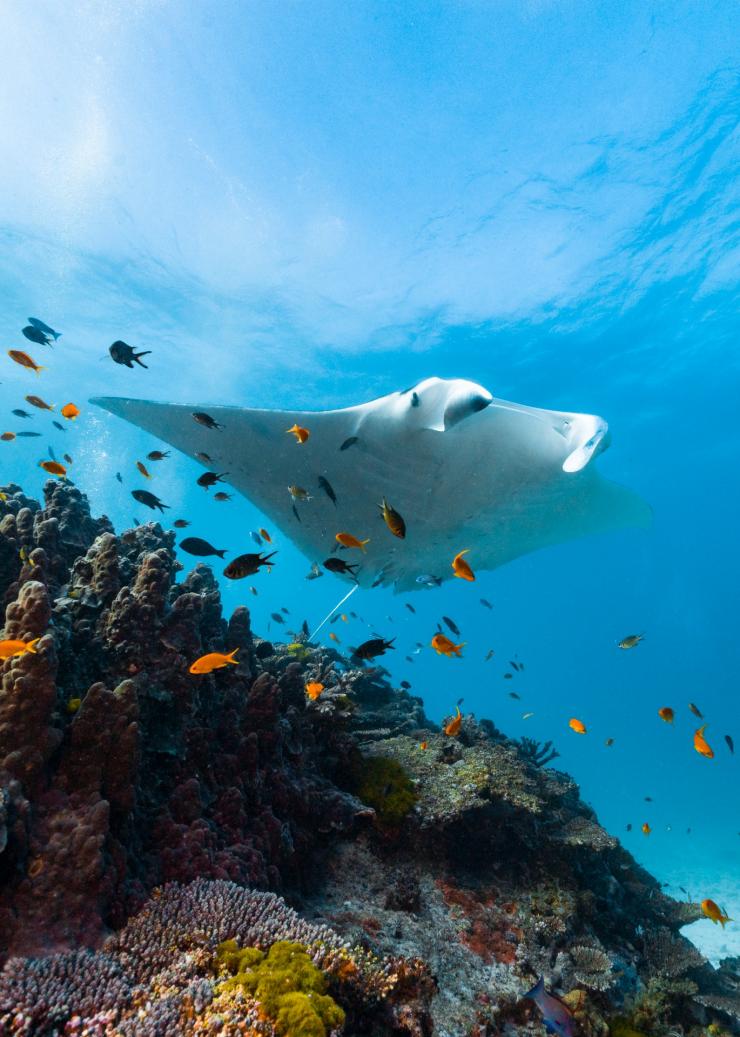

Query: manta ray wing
[{"left": 91, "top": 377, "right": 650, "bottom": 591}]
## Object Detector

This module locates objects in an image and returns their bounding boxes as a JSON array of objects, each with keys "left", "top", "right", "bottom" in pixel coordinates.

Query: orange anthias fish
[
  {"left": 189, "top": 648, "right": 239, "bottom": 675},
  {"left": 305, "top": 681, "right": 324, "bottom": 700},
  {"left": 39, "top": 460, "right": 67, "bottom": 477},
  {"left": 286, "top": 423, "right": 310, "bottom": 444},
  {"left": 329, "top": 632, "right": 340, "bottom": 643},
  {"left": 694, "top": 724, "right": 714, "bottom": 759},
  {"left": 60, "top": 403, "right": 80, "bottom": 420},
  {"left": 701, "top": 898, "right": 733, "bottom": 928},
  {"left": 136, "top": 461, "right": 152, "bottom": 479},
  {"left": 1, "top": 432, "right": 15, "bottom": 442},
  {"left": 419, "top": 741, "right": 428, "bottom": 750},
  {"left": 569, "top": 718, "right": 587, "bottom": 735},
  {"left": 444, "top": 707, "right": 463, "bottom": 737},
  {"left": 642, "top": 822, "right": 651, "bottom": 836},
  {"left": 259, "top": 528, "right": 272, "bottom": 543},
  {"left": 452, "top": 549, "right": 475, "bottom": 581},
  {"left": 0, "top": 636, "right": 41, "bottom": 659},
  {"left": 8, "top": 350, "right": 43, "bottom": 373},
  {"left": 431, "top": 633, "right": 464, "bottom": 657},
  {"left": 335, "top": 532, "right": 370, "bottom": 552},
  {"left": 658, "top": 707, "right": 675, "bottom": 724}
]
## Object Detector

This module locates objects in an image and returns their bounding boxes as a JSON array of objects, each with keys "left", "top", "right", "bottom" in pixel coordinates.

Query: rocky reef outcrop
[{"left": 0, "top": 481, "right": 737, "bottom": 1036}]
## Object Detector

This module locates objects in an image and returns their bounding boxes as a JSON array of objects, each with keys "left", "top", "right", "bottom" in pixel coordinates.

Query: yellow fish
[
  {"left": 378, "top": 497, "right": 406, "bottom": 539},
  {"left": 452, "top": 549, "right": 475, "bottom": 581},
  {"left": 286, "top": 423, "right": 310, "bottom": 444},
  {"left": 618, "top": 633, "right": 644, "bottom": 650},
  {"left": 335, "top": 532, "right": 370, "bottom": 551},
  {"left": 642, "top": 822, "right": 651, "bottom": 836},
  {"left": 693, "top": 724, "right": 714, "bottom": 759},
  {"left": 0, "top": 637, "right": 41, "bottom": 659},
  {"left": 701, "top": 898, "right": 732, "bottom": 928},
  {"left": 569, "top": 718, "right": 587, "bottom": 735},
  {"left": 189, "top": 648, "right": 239, "bottom": 675}
]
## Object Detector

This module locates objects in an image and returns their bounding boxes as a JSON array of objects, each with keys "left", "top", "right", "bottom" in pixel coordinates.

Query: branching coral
[{"left": 568, "top": 945, "right": 615, "bottom": 991}]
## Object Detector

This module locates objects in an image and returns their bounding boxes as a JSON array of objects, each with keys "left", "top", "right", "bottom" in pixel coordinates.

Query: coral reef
[{"left": 0, "top": 482, "right": 737, "bottom": 1036}]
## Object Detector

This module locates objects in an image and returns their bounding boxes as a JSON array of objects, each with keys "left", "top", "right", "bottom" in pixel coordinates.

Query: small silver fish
[
  {"left": 416, "top": 574, "right": 442, "bottom": 588},
  {"left": 305, "top": 562, "right": 323, "bottom": 581}
]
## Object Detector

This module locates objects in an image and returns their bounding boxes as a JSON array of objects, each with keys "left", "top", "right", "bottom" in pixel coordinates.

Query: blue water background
[{"left": 0, "top": 2, "right": 738, "bottom": 956}]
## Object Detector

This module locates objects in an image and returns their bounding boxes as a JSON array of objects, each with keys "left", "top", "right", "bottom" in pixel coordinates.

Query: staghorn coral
[
  {"left": 515, "top": 736, "right": 560, "bottom": 768},
  {"left": 643, "top": 927, "right": 707, "bottom": 979}
]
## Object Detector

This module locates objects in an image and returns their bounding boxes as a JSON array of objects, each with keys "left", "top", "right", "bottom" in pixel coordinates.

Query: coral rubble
[{"left": 0, "top": 482, "right": 737, "bottom": 1036}]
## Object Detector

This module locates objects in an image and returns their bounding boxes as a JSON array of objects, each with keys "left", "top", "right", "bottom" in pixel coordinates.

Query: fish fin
[
  {"left": 227, "top": 648, "right": 240, "bottom": 663},
  {"left": 26, "top": 637, "right": 41, "bottom": 654},
  {"left": 523, "top": 976, "right": 545, "bottom": 1001},
  {"left": 215, "top": 549, "right": 227, "bottom": 559}
]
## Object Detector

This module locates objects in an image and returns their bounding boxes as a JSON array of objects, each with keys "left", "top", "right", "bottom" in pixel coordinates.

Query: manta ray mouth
[
  {"left": 443, "top": 388, "right": 493, "bottom": 429},
  {"left": 562, "top": 423, "right": 610, "bottom": 473}
]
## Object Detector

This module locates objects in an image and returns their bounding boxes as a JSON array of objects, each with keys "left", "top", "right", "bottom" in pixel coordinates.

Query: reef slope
[{"left": 0, "top": 482, "right": 737, "bottom": 1036}]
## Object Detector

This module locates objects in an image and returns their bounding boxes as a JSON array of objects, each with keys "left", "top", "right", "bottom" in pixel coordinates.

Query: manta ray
[{"left": 92, "top": 377, "right": 650, "bottom": 593}]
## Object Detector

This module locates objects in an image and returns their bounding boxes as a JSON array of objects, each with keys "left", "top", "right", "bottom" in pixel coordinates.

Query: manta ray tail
[{"left": 310, "top": 584, "right": 359, "bottom": 641}]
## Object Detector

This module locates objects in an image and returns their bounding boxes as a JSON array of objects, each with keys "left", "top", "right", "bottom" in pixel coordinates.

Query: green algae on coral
[
  {"left": 349, "top": 753, "right": 418, "bottom": 826},
  {"left": 216, "top": 939, "right": 345, "bottom": 1036}
]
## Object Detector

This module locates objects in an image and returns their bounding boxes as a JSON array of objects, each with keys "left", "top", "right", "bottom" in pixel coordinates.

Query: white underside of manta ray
[{"left": 91, "top": 377, "right": 650, "bottom": 593}]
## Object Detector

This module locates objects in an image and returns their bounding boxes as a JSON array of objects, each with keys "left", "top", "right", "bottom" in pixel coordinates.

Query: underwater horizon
[{"left": 0, "top": 3, "right": 739, "bottom": 1033}]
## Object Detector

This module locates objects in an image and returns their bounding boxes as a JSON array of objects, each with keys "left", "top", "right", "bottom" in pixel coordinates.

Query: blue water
[{"left": 1, "top": 2, "right": 738, "bottom": 960}]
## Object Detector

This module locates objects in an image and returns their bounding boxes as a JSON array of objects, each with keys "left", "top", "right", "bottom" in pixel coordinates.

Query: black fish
[
  {"left": 132, "top": 489, "right": 169, "bottom": 512},
  {"left": 147, "top": 450, "right": 170, "bottom": 461},
  {"left": 644, "top": 796, "right": 653, "bottom": 802},
  {"left": 255, "top": 641, "right": 274, "bottom": 659},
  {"left": 626, "top": 824, "right": 632, "bottom": 832},
  {"left": 116, "top": 472, "right": 122, "bottom": 484},
  {"left": 509, "top": 660, "right": 521, "bottom": 672},
  {"left": 52, "top": 420, "right": 65, "bottom": 431},
  {"left": 179, "top": 537, "right": 227, "bottom": 559},
  {"left": 405, "top": 655, "right": 413, "bottom": 662},
  {"left": 317, "top": 475, "right": 337, "bottom": 506},
  {"left": 16, "top": 431, "right": 41, "bottom": 437},
  {"left": 48, "top": 445, "right": 57, "bottom": 460},
  {"left": 400, "top": 680, "right": 411, "bottom": 689},
  {"left": 442, "top": 616, "right": 460, "bottom": 636},
  {"left": 270, "top": 612, "right": 285, "bottom": 624},
  {"left": 173, "top": 519, "right": 190, "bottom": 528},
  {"left": 223, "top": 551, "right": 276, "bottom": 580},
  {"left": 725, "top": 734, "right": 735, "bottom": 755},
  {"left": 192, "top": 411, "right": 223, "bottom": 429},
  {"left": 456, "top": 697, "right": 464, "bottom": 706},
  {"left": 12, "top": 409, "right": 31, "bottom": 418},
  {"left": 280, "top": 607, "right": 289, "bottom": 615},
  {"left": 411, "top": 391, "right": 420, "bottom": 407},
  {"left": 109, "top": 340, "right": 151, "bottom": 368},
  {"left": 405, "top": 603, "right": 416, "bottom": 613},
  {"left": 22, "top": 325, "right": 52, "bottom": 346},
  {"left": 292, "top": 503, "right": 301, "bottom": 523},
  {"left": 352, "top": 637, "right": 395, "bottom": 660},
  {"left": 504, "top": 673, "right": 513, "bottom": 679},
  {"left": 480, "top": 598, "right": 493, "bottom": 610},
  {"left": 197, "top": 470, "right": 228, "bottom": 489},
  {"left": 330, "top": 613, "right": 342, "bottom": 624},
  {"left": 508, "top": 691, "right": 520, "bottom": 700},
  {"left": 301, "top": 620, "right": 309, "bottom": 637},
  {"left": 28, "top": 318, "right": 61, "bottom": 340},
  {"left": 323, "top": 557, "right": 358, "bottom": 576},
  {"left": 339, "top": 436, "right": 359, "bottom": 451}
]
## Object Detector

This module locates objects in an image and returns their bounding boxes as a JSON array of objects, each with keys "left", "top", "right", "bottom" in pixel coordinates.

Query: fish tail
[
  {"left": 227, "top": 648, "right": 240, "bottom": 663},
  {"left": 133, "top": 351, "right": 151, "bottom": 368},
  {"left": 215, "top": 549, "right": 227, "bottom": 559},
  {"left": 25, "top": 637, "right": 41, "bottom": 654},
  {"left": 52, "top": 332, "right": 62, "bottom": 340},
  {"left": 360, "top": 539, "right": 370, "bottom": 551}
]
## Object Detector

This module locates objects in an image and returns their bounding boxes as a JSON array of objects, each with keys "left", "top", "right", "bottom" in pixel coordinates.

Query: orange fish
[
  {"left": 189, "top": 648, "right": 239, "bottom": 675},
  {"left": 419, "top": 741, "right": 428, "bottom": 750},
  {"left": 694, "top": 724, "right": 714, "bottom": 759},
  {"left": 569, "top": 718, "right": 587, "bottom": 735},
  {"left": 0, "top": 636, "right": 41, "bottom": 659},
  {"left": 25, "top": 395, "right": 54, "bottom": 410},
  {"left": 378, "top": 497, "right": 406, "bottom": 539},
  {"left": 335, "top": 532, "right": 370, "bottom": 552},
  {"left": 329, "top": 632, "right": 340, "bottom": 643},
  {"left": 60, "top": 403, "right": 80, "bottom": 420},
  {"left": 444, "top": 707, "right": 463, "bottom": 737},
  {"left": 136, "top": 461, "right": 152, "bottom": 479},
  {"left": 431, "top": 633, "right": 464, "bottom": 657},
  {"left": 452, "top": 549, "right": 475, "bottom": 581},
  {"left": 39, "top": 460, "right": 67, "bottom": 477},
  {"left": 1, "top": 432, "right": 15, "bottom": 442},
  {"left": 305, "top": 681, "right": 324, "bottom": 700},
  {"left": 259, "top": 528, "right": 272, "bottom": 543},
  {"left": 340, "top": 614, "right": 348, "bottom": 622},
  {"left": 8, "top": 350, "right": 43, "bottom": 374},
  {"left": 701, "top": 898, "right": 733, "bottom": 928},
  {"left": 658, "top": 707, "right": 675, "bottom": 724},
  {"left": 286, "top": 423, "right": 310, "bottom": 444},
  {"left": 642, "top": 822, "right": 651, "bottom": 836}
]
